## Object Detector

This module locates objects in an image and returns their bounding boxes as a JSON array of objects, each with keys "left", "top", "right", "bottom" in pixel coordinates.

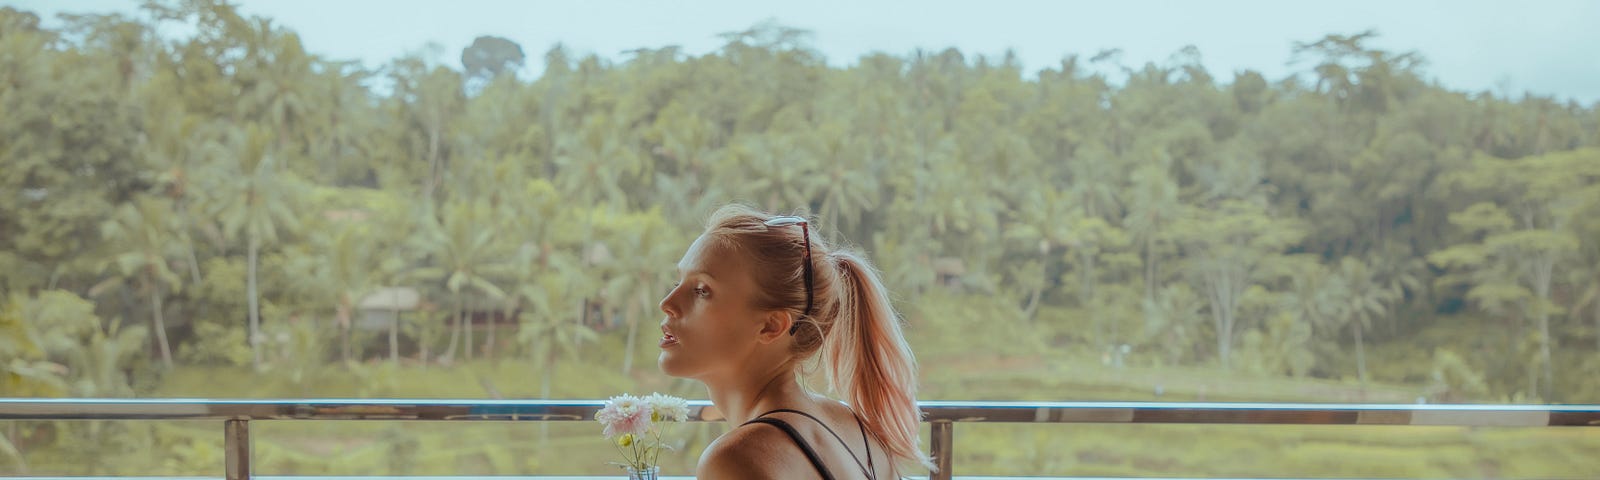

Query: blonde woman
[{"left": 658, "top": 204, "right": 935, "bottom": 479}]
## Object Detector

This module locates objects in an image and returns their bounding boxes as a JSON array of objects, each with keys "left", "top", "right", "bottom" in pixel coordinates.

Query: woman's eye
[{"left": 693, "top": 286, "right": 709, "bottom": 297}]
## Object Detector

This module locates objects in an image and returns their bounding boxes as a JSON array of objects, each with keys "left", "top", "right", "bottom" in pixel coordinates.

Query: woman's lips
[{"left": 660, "top": 333, "right": 678, "bottom": 348}]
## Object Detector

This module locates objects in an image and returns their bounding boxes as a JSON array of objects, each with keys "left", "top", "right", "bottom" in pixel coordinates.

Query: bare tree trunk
[
  {"left": 419, "top": 311, "right": 431, "bottom": 368},
  {"left": 337, "top": 296, "right": 352, "bottom": 364},
  {"left": 174, "top": 195, "right": 204, "bottom": 285},
  {"left": 464, "top": 297, "right": 475, "bottom": 362},
  {"left": 248, "top": 234, "right": 263, "bottom": 372},
  {"left": 1528, "top": 356, "right": 1539, "bottom": 399},
  {"left": 186, "top": 243, "right": 204, "bottom": 285},
  {"left": 630, "top": 288, "right": 657, "bottom": 363},
  {"left": 1354, "top": 320, "right": 1368, "bottom": 388},
  {"left": 622, "top": 306, "right": 636, "bottom": 375},
  {"left": 1078, "top": 251, "right": 1094, "bottom": 306},
  {"left": 1144, "top": 238, "right": 1156, "bottom": 302},
  {"left": 486, "top": 300, "right": 505, "bottom": 363},
  {"left": 389, "top": 310, "right": 400, "bottom": 364},
  {"left": 148, "top": 281, "right": 173, "bottom": 370},
  {"left": 487, "top": 304, "right": 498, "bottom": 365},
  {"left": 1022, "top": 285, "right": 1042, "bottom": 324},
  {"left": 1539, "top": 311, "right": 1553, "bottom": 399},
  {"left": 443, "top": 294, "right": 462, "bottom": 363},
  {"left": 1205, "top": 270, "right": 1238, "bottom": 370},
  {"left": 426, "top": 126, "right": 441, "bottom": 204},
  {"left": 1535, "top": 256, "right": 1555, "bottom": 400},
  {"left": 1079, "top": 251, "right": 1115, "bottom": 346}
]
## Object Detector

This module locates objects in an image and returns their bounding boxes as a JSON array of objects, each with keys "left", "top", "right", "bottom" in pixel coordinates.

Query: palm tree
[
  {"left": 517, "top": 251, "right": 601, "bottom": 399},
  {"left": 596, "top": 210, "right": 682, "bottom": 374},
  {"left": 1064, "top": 144, "right": 1125, "bottom": 221},
  {"left": 1003, "top": 184, "right": 1074, "bottom": 322},
  {"left": 900, "top": 141, "right": 1002, "bottom": 240},
  {"left": 206, "top": 125, "right": 303, "bottom": 371},
  {"left": 1280, "top": 262, "right": 1344, "bottom": 338},
  {"left": 407, "top": 199, "right": 512, "bottom": 364},
  {"left": 1124, "top": 164, "right": 1182, "bottom": 301},
  {"left": 242, "top": 27, "right": 312, "bottom": 157},
  {"left": 815, "top": 163, "right": 878, "bottom": 242},
  {"left": 516, "top": 251, "right": 600, "bottom": 443},
  {"left": 1336, "top": 257, "right": 1393, "bottom": 387},
  {"left": 553, "top": 116, "right": 643, "bottom": 208},
  {"left": 390, "top": 59, "right": 467, "bottom": 204},
  {"left": 720, "top": 134, "right": 822, "bottom": 212},
  {"left": 138, "top": 98, "right": 208, "bottom": 287},
  {"left": 307, "top": 60, "right": 374, "bottom": 185},
  {"left": 92, "top": 196, "right": 186, "bottom": 370},
  {"left": 869, "top": 218, "right": 941, "bottom": 300},
  {"left": 652, "top": 171, "right": 729, "bottom": 230},
  {"left": 284, "top": 225, "right": 373, "bottom": 364},
  {"left": 1366, "top": 243, "right": 1426, "bottom": 336}
]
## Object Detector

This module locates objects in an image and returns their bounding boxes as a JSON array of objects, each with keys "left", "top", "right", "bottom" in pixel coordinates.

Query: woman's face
[{"left": 658, "top": 233, "right": 770, "bottom": 379}]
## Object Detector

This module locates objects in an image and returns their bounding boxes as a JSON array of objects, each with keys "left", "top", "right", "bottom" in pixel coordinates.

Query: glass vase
[{"left": 626, "top": 465, "right": 660, "bottom": 480}]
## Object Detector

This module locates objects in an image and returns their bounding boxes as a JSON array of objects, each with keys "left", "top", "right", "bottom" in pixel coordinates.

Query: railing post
[
  {"left": 929, "top": 420, "right": 953, "bottom": 480},
  {"left": 225, "top": 419, "right": 251, "bottom": 480}
]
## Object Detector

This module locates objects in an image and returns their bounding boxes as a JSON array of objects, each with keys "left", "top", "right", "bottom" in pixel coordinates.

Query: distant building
[{"left": 355, "top": 287, "right": 419, "bottom": 330}]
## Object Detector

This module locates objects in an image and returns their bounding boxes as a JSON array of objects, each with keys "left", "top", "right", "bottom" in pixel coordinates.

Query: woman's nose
[{"left": 658, "top": 290, "right": 675, "bottom": 318}]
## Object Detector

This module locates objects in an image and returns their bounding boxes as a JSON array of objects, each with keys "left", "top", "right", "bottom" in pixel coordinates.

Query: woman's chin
[
  {"left": 656, "top": 353, "right": 686, "bottom": 377},
  {"left": 659, "top": 348, "right": 715, "bottom": 380}
]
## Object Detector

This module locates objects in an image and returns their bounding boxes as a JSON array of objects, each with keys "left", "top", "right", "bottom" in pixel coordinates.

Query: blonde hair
[{"left": 702, "top": 204, "right": 935, "bottom": 474}]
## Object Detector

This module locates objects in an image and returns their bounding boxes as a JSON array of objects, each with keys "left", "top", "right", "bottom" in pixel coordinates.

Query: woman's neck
[{"left": 704, "top": 366, "right": 812, "bottom": 426}]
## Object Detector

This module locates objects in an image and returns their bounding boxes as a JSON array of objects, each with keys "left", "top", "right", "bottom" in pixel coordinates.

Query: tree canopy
[{"left": 3, "top": 1, "right": 1600, "bottom": 475}]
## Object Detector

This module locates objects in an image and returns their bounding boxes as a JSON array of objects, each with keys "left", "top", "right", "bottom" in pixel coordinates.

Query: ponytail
[
  {"left": 700, "top": 204, "right": 935, "bottom": 473},
  {"left": 823, "top": 250, "right": 937, "bottom": 474}
]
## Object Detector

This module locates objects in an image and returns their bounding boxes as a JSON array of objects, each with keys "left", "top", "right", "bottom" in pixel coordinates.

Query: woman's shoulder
[
  {"left": 696, "top": 418, "right": 807, "bottom": 479},
  {"left": 815, "top": 395, "right": 864, "bottom": 425}
]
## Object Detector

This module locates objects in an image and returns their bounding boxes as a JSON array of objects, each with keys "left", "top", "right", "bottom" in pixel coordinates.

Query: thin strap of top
[
  {"left": 747, "top": 408, "right": 876, "bottom": 480},
  {"left": 742, "top": 416, "right": 836, "bottom": 480},
  {"left": 851, "top": 411, "right": 876, "bottom": 477}
]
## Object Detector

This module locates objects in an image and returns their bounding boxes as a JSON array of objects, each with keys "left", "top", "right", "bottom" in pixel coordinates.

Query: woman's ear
[{"left": 754, "top": 310, "right": 793, "bottom": 344}]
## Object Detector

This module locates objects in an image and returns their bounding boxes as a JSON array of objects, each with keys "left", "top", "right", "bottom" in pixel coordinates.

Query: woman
[{"left": 658, "top": 204, "right": 936, "bottom": 479}]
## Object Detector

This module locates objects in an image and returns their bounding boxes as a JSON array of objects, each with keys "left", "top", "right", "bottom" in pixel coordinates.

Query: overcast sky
[{"left": 13, "top": 0, "right": 1600, "bottom": 104}]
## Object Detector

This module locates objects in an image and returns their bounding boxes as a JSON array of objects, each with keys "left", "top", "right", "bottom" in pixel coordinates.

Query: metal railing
[{"left": 2, "top": 399, "right": 1598, "bottom": 480}]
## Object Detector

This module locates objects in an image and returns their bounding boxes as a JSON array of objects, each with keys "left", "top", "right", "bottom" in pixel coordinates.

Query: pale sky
[{"left": 13, "top": 0, "right": 1600, "bottom": 104}]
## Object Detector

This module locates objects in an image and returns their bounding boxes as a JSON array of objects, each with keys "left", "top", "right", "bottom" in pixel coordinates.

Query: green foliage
[
  {"left": 1, "top": 295, "right": 69, "bottom": 398},
  {"left": 460, "top": 35, "right": 525, "bottom": 82},
  {"left": 2, "top": 0, "right": 1593, "bottom": 402},
  {"left": 1140, "top": 284, "right": 1205, "bottom": 365},
  {"left": 2, "top": 1, "right": 1600, "bottom": 476}
]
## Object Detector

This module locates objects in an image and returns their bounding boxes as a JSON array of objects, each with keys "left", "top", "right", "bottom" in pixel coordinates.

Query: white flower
[
  {"left": 645, "top": 392, "right": 690, "bottom": 423},
  {"left": 596, "top": 392, "right": 690, "bottom": 471},
  {"left": 595, "top": 394, "right": 652, "bottom": 438}
]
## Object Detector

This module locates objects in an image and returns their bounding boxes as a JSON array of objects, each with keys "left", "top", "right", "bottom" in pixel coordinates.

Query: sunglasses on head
[{"left": 763, "top": 216, "right": 812, "bottom": 336}]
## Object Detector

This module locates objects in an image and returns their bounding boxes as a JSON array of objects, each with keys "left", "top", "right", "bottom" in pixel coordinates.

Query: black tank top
[{"left": 740, "top": 408, "right": 876, "bottom": 480}]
